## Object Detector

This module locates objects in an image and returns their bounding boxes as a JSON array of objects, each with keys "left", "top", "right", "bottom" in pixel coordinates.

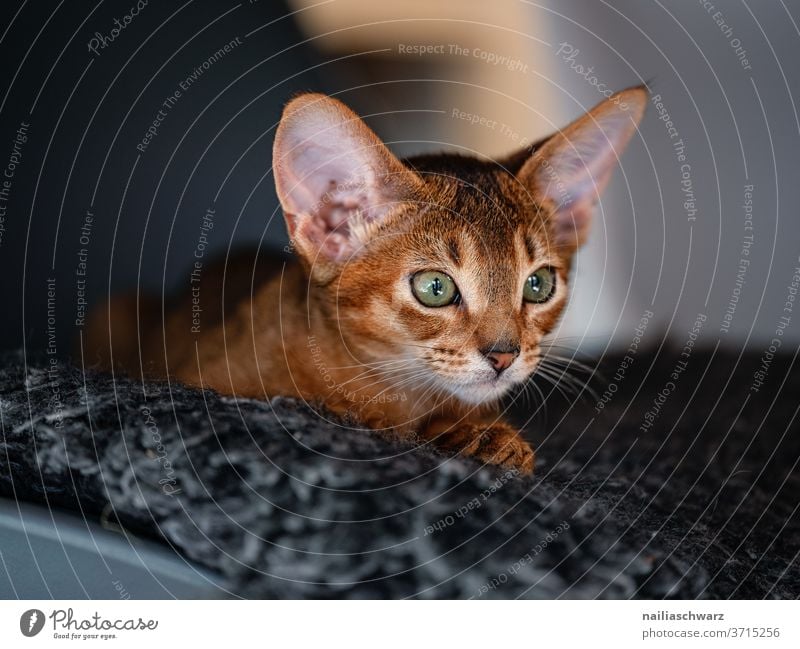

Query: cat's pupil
[
  {"left": 528, "top": 275, "right": 540, "bottom": 293},
  {"left": 431, "top": 277, "right": 443, "bottom": 296}
]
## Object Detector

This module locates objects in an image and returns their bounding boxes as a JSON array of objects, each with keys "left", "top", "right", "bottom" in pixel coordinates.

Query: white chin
[{"left": 449, "top": 379, "right": 512, "bottom": 405}]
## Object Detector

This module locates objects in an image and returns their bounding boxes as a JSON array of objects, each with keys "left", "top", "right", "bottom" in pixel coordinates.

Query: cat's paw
[{"left": 439, "top": 422, "right": 535, "bottom": 475}]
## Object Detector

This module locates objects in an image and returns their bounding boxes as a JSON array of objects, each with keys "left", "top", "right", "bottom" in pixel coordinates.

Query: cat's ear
[
  {"left": 273, "top": 93, "right": 423, "bottom": 277},
  {"left": 516, "top": 86, "right": 647, "bottom": 251}
]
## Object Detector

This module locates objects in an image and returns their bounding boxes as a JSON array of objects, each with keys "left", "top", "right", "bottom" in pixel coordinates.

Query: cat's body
[{"left": 85, "top": 88, "right": 647, "bottom": 474}]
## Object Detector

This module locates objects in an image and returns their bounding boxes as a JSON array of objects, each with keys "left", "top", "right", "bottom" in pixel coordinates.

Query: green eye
[
  {"left": 523, "top": 267, "right": 556, "bottom": 303},
  {"left": 411, "top": 271, "right": 459, "bottom": 307}
]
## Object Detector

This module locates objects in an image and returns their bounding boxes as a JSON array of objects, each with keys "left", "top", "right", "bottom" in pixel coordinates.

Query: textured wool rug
[{"left": 0, "top": 348, "right": 797, "bottom": 598}]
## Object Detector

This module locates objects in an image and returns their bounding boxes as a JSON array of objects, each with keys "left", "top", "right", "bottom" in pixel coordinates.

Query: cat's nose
[{"left": 483, "top": 346, "right": 520, "bottom": 374}]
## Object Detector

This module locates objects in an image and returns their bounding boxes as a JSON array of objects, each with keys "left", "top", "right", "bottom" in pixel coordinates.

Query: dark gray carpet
[{"left": 0, "top": 348, "right": 798, "bottom": 598}]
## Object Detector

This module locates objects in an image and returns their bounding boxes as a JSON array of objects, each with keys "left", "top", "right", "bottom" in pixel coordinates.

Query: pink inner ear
[
  {"left": 274, "top": 96, "right": 412, "bottom": 263},
  {"left": 545, "top": 112, "right": 633, "bottom": 206},
  {"left": 297, "top": 212, "right": 353, "bottom": 262},
  {"left": 296, "top": 183, "right": 374, "bottom": 262},
  {"left": 283, "top": 139, "right": 370, "bottom": 213},
  {"left": 533, "top": 105, "right": 643, "bottom": 247},
  {"left": 548, "top": 166, "right": 614, "bottom": 248}
]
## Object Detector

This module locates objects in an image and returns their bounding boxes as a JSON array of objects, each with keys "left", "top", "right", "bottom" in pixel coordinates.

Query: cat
[{"left": 85, "top": 86, "right": 647, "bottom": 475}]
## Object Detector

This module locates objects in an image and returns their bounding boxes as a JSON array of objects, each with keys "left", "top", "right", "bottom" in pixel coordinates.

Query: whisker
[
  {"left": 369, "top": 369, "right": 431, "bottom": 398},
  {"left": 535, "top": 364, "right": 599, "bottom": 403},
  {"left": 539, "top": 352, "right": 601, "bottom": 378},
  {"left": 354, "top": 366, "right": 430, "bottom": 395},
  {"left": 528, "top": 367, "right": 574, "bottom": 403},
  {"left": 327, "top": 364, "right": 413, "bottom": 391},
  {"left": 325, "top": 358, "right": 417, "bottom": 371}
]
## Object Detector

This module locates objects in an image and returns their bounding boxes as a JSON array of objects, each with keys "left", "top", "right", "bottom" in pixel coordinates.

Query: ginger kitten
[{"left": 86, "top": 86, "right": 647, "bottom": 475}]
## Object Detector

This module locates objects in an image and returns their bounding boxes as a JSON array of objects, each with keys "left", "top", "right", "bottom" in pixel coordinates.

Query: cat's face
[
  {"left": 325, "top": 163, "right": 570, "bottom": 405},
  {"left": 273, "top": 89, "right": 647, "bottom": 406}
]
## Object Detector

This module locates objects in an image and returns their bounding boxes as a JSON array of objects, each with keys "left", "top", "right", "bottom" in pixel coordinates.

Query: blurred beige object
[{"left": 288, "top": 0, "right": 560, "bottom": 157}]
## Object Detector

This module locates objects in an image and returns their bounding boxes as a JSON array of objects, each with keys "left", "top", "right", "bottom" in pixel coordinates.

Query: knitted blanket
[{"left": 0, "top": 349, "right": 797, "bottom": 598}]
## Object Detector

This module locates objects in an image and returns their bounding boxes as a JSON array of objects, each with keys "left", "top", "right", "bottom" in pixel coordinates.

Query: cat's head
[{"left": 273, "top": 88, "right": 647, "bottom": 405}]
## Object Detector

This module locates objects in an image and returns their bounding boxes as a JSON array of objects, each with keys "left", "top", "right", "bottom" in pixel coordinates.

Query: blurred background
[{"left": 1, "top": 0, "right": 798, "bottom": 359}]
